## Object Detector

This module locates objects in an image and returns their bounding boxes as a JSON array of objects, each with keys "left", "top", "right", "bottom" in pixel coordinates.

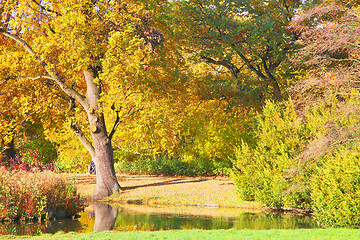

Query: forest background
[{"left": 1, "top": 0, "right": 360, "bottom": 228}]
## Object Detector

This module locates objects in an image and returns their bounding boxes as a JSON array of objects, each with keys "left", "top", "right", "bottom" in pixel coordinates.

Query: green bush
[
  {"left": 231, "top": 101, "right": 310, "bottom": 208},
  {"left": 114, "top": 154, "right": 231, "bottom": 177},
  {"left": 56, "top": 157, "right": 88, "bottom": 173},
  {"left": 311, "top": 145, "right": 360, "bottom": 227},
  {"left": 17, "top": 138, "right": 58, "bottom": 164},
  {"left": 15, "top": 121, "right": 59, "bottom": 165},
  {"left": 231, "top": 96, "right": 360, "bottom": 227}
]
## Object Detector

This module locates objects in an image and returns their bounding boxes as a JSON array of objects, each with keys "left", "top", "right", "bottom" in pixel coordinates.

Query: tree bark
[
  {"left": 91, "top": 115, "right": 121, "bottom": 199},
  {"left": 84, "top": 70, "right": 121, "bottom": 199},
  {"left": 263, "top": 59, "right": 282, "bottom": 98}
]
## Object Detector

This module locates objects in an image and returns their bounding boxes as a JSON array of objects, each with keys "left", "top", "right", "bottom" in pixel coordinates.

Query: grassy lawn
[
  {"left": 71, "top": 174, "right": 264, "bottom": 209},
  {"left": 6, "top": 229, "right": 360, "bottom": 240}
]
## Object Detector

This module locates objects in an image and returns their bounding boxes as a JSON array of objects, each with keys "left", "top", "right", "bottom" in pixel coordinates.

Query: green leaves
[
  {"left": 169, "top": 0, "right": 302, "bottom": 97},
  {"left": 231, "top": 101, "right": 308, "bottom": 207}
]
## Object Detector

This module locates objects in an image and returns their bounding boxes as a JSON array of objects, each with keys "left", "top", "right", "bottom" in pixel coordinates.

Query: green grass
[{"left": 8, "top": 229, "right": 360, "bottom": 240}]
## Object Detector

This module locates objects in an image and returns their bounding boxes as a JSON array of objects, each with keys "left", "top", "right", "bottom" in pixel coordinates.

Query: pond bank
[
  {"left": 65, "top": 173, "right": 313, "bottom": 218},
  {"left": 0, "top": 174, "right": 317, "bottom": 236},
  {"left": 0, "top": 201, "right": 317, "bottom": 236},
  {"left": 67, "top": 174, "right": 264, "bottom": 213}
]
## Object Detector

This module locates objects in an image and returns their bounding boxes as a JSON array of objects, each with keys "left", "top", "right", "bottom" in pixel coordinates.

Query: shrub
[
  {"left": 311, "top": 145, "right": 360, "bottom": 227},
  {"left": 1, "top": 149, "right": 56, "bottom": 172},
  {"left": 231, "top": 97, "right": 360, "bottom": 227},
  {"left": 231, "top": 101, "right": 310, "bottom": 208},
  {"left": 16, "top": 135, "right": 58, "bottom": 165},
  {"left": 114, "top": 154, "right": 231, "bottom": 177},
  {"left": 55, "top": 157, "right": 87, "bottom": 173},
  {"left": 0, "top": 167, "right": 82, "bottom": 221}
]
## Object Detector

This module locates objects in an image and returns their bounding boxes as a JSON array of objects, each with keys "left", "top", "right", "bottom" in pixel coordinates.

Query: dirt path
[{"left": 63, "top": 173, "right": 263, "bottom": 211}]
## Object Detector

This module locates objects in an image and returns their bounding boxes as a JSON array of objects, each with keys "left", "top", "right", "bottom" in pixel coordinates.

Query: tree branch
[
  {"left": 201, "top": 55, "right": 240, "bottom": 77},
  {"left": 113, "top": 145, "right": 141, "bottom": 155},
  {"left": 232, "top": 46, "right": 267, "bottom": 80},
  {"left": 11, "top": 111, "right": 36, "bottom": 131},
  {"left": 263, "top": 59, "right": 281, "bottom": 97},
  {"left": 108, "top": 106, "right": 143, "bottom": 140},
  {"left": 70, "top": 121, "right": 95, "bottom": 158},
  {"left": 230, "top": 44, "right": 271, "bottom": 80},
  {"left": 109, "top": 111, "right": 121, "bottom": 141},
  {"left": 0, "top": 30, "right": 88, "bottom": 109},
  {"left": 31, "top": 0, "right": 62, "bottom": 16},
  {"left": 1, "top": 75, "right": 54, "bottom": 86}
]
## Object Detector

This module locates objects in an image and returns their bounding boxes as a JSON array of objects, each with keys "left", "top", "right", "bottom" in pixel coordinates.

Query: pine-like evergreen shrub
[
  {"left": 231, "top": 101, "right": 310, "bottom": 208},
  {"left": 311, "top": 145, "right": 360, "bottom": 227}
]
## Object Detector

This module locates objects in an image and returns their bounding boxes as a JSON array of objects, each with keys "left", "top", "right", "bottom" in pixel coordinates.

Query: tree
[
  {"left": 289, "top": 1, "right": 360, "bottom": 146},
  {"left": 0, "top": 0, "right": 167, "bottom": 199},
  {"left": 281, "top": 1, "right": 360, "bottom": 186},
  {"left": 168, "top": 0, "right": 302, "bottom": 98}
]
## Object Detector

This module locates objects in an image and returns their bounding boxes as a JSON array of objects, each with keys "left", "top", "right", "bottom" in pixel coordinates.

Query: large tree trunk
[
  {"left": 84, "top": 70, "right": 121, "bottom": 199},
  {"left": 91, "top": 116, "right": 121, "bottom": 199}
]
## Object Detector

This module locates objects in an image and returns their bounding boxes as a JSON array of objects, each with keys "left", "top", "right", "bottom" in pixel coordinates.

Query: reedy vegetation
[{"left": 0, "top": 167, "right": 82, "bottom": 221}]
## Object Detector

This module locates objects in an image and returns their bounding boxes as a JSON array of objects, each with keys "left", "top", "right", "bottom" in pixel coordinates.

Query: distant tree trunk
[
  {"left": 1, "top": 137, "right": 16, "bottom": 162},
  {"left": 270, "top": 77, "right": 281, "bottom": 98},
  {"left": 84, "top": 70, "right": 121, "bottom": 199}
]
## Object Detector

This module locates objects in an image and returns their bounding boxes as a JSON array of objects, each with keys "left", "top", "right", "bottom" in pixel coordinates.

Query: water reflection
[
  {"left": 113, "top": 212, "right": 233, "bottom": 231},
  {"left": 109, "top": 209, "right": 316, "bottom": 232},
  {"left": 91, "top": 201, "right": 118, "bottom": 232},
  {"left": 233, "top": 213, "right": 315, "bottom": 230},
  {"left": 0, "top": 217, "right": 82, "bottom": 236},
  {"left": 0, "top": 203, "right": 318, "bottom": 236}
]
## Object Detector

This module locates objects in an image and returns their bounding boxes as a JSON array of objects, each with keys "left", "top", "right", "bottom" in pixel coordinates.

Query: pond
[{"left": 0, "top": 202, "right": 318, "bottom": 236}]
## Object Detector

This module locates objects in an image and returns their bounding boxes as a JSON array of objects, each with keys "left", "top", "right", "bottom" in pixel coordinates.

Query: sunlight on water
[{"left": 0, "top": 202, "right": 317, "bottom": 236}]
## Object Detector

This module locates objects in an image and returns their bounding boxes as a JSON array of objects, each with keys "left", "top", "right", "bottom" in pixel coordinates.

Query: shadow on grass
[
  {"left": 122, "top": 178, "right": 209, "bottom": 190},
  {"left": 72, "top": 175, "right": 97, "bottom": 185}
]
